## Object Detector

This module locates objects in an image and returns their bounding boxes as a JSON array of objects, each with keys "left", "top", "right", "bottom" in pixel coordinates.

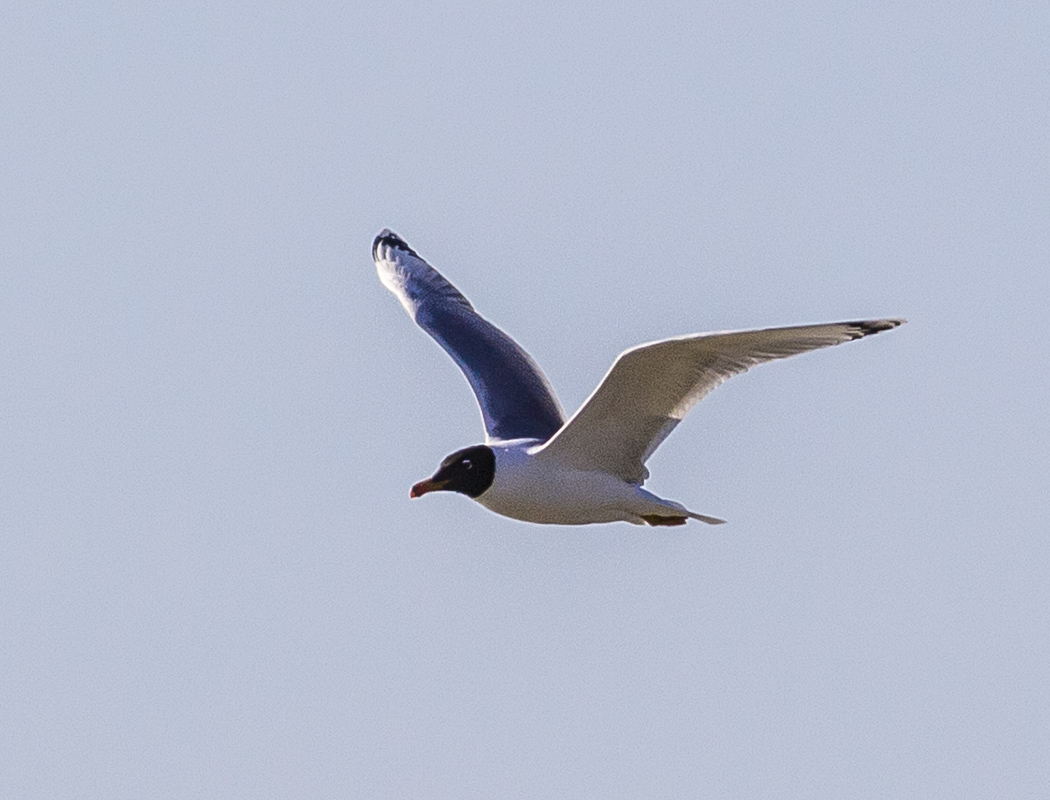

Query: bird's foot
[{"left": 641, "top": 514, "right": 688, "bottom": 527}]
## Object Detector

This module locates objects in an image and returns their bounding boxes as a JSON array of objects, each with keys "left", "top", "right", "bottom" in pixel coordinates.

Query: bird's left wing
[
  {"left": 373, "top": 230, "right": 565, "bottom": 442},
  {"left": 536, "top": 320, "right": 904, "bottom": 484}
]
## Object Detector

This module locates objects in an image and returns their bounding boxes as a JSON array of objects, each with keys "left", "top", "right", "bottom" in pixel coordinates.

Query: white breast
[{"left": 476, "top": 441, "right": 671, "bottom": 525}]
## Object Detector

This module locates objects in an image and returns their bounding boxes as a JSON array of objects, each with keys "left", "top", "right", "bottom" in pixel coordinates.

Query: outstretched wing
[
  {"left": 537, "top": 320, "right": 905, "bottom": 483},
  {"left": 373, "top": 229, "right": 565, "bottom": 442}
]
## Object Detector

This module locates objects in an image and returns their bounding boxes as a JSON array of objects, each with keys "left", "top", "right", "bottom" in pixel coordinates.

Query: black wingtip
[
  {"left": 844, "top": 319, "right": 907, "bottom": 340},
  {"left": 372, "top": 229, "right": 419, "bottom": 261}
]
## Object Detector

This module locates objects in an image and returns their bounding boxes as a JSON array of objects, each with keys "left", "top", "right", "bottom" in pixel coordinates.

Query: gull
[{"left": 373, "top": 229, "right": 904, "bottom": 526}]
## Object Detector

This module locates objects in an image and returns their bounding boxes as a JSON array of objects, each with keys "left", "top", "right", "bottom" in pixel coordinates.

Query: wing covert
[
  {"left": 373, "top": 230, "right": 565, "bottom": 442},
  {"left": 537, "top": 319, "right": 904, "bottom": 483}
]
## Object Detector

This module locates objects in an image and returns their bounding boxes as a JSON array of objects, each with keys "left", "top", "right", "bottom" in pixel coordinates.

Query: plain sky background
[{"left": 3, "top": 1, "right": 1048, "bottom": 797}]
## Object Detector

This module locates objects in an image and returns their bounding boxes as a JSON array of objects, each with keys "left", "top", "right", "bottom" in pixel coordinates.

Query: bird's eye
[{"left": 463, "top": 460, "right": 472, "bottom": 469}]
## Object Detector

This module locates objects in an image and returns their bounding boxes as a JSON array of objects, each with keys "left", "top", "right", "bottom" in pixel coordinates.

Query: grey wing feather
[
  {"left": 373, "top": 230, "right": 565, "bottom": 442},
  {"left": 537, "top": 319, "right": 905, "bottom": 483}
]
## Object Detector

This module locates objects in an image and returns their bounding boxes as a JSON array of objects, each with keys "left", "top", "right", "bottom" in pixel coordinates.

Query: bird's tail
[
  {"left": 687, "top": 510, "right": 727, "bottom": 525},
  {"left": 636, "top": 488, "right": 727, "bottom": 526},
  {"left": 640, "top": 510, "right": 725, "bottom": 526}
]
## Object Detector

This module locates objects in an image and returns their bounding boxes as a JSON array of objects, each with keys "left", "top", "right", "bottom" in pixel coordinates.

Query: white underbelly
[{"left": 475, "top": 454, "right": 662, "bottom": 525}]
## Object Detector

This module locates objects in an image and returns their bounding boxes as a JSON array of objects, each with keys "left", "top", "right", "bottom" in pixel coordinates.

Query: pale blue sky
[{"left": 3, "top": 1, "right": 1048, "bottom": 797}]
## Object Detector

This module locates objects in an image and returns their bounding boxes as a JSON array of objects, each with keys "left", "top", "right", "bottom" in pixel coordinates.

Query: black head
[{"left": 410, "top": 445, "right": 495, "bottom": 500}]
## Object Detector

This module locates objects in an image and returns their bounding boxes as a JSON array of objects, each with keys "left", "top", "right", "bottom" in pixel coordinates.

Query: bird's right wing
[
  {"left": 373, "top": 230, "right": 565, "bottom": 442},
  {"left": 537, "top": 320, "right": 904, "bottom": 484}
]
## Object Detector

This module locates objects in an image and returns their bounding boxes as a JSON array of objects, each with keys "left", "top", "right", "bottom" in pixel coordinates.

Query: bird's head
[{"left": 410, "top": 444, "right": 495, "bottom": 499}]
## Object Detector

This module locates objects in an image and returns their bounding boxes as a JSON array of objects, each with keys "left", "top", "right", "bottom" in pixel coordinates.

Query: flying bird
[{"left": 373, "top": 229, "right": 903, "bottom": 526}]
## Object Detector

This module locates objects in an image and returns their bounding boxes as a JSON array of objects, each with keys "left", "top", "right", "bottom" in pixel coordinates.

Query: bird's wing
[
  {"left": 373, "top": 230, "right": 565, "bottom": 442},
  {"left": 537, "top": 320, "right": 904, "bottom": 483}
]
